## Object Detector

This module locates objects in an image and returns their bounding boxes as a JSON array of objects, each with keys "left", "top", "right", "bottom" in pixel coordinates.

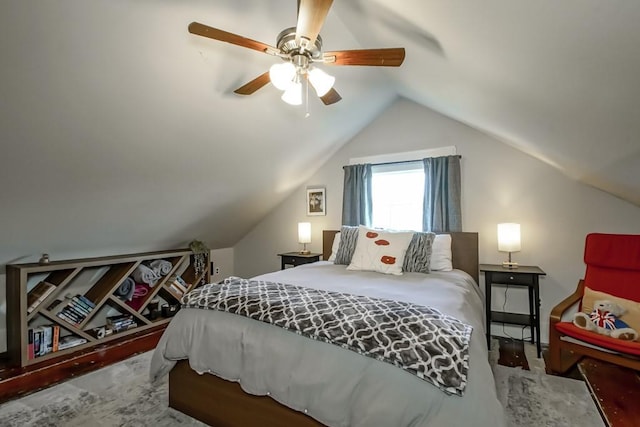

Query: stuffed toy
[{"left": 573, "top": 300, "right": 639, "bottom": 341}]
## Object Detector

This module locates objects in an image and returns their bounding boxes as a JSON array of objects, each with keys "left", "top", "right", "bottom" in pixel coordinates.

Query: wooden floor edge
[
  {"left": 578, "top": 364, "right": 612, "bottom": 427},
  {"left": 578, "top": 358, "right": 640, "bottom": 427},
  {"left": 0, "top": 325, "right": 165, "bottom": 404}
]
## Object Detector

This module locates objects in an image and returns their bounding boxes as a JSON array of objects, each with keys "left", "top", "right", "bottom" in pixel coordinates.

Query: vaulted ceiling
[{"left": 1, "top": 0, "right": 639, "bottom": 262}]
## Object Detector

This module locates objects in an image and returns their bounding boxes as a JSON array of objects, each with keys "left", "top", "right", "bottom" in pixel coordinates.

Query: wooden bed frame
[{"left": 168, "top": 231, "right": 479, "bottom": 426}]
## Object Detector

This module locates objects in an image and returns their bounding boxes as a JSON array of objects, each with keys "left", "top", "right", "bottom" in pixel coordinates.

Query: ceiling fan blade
[
  {"left": 323, "top": 48, "right": 406, "bottom": 67},
  {"left": 320, "top": 88, "right": 342, "bottom": 105},
  {"left": 188, "top": 22, "right": 278, "bottom": 55},
  {"left": 234, "top": 72, "right": 271, "bottom": 95},
  {"left": 296, "top": 0, "right": 333, "bottom": 47}
]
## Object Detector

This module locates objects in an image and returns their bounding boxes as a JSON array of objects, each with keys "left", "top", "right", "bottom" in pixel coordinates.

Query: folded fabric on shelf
[
  {"left": 132, "top": 264, "right": 159, "bottom": 287},
  {"left": 149, "top": 259, "right": 173, "bottom": 276},
  {"left": 114, "top": 277, "right": 136, "bottom": 301},
  {"left": 126, "top": 282, "right": 151, "bottom": 311}
]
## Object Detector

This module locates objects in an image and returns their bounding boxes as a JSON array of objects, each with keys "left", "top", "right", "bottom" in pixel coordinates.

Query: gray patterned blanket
[{"left": 181, "top": 276, "right": 473, "bottom": 396}]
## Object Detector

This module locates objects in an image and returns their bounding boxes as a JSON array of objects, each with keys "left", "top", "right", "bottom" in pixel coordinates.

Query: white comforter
[{"left": 150, "top": 262, "right": 506, "bottom": 427}]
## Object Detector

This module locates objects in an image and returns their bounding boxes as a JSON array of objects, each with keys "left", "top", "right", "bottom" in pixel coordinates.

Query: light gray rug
[
  {"left": 489, "top": 339, "right": 605, "bottom": 427},
  {"left": 0, "top": 352, "right": 204, "bottom": 427},
  {"left": 493, "top": 364, "right": 606, "bottom": 427},
  {"left": 0, "top": 345, "right": 605, "bottom": 427}
]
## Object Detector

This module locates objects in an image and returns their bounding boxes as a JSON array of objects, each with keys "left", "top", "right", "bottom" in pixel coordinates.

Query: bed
[{"left": 150, "top": 230, "right": 506, "bottom": 427}]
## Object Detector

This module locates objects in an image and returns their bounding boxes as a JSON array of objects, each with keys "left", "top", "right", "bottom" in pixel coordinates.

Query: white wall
[
  {"left": 210, "top": 248, "right": 234, "bottom": 283},
  {"left": 235, "top": 97, "right": 640, "bottom": 344}
]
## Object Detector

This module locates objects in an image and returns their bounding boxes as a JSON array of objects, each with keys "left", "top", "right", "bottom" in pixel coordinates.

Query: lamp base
[
  {"left": 502, "top": 261, "right": 519, "bottom": 269},
  {"left": 299, "top": 249, "right": 311, "bottom": 255}
]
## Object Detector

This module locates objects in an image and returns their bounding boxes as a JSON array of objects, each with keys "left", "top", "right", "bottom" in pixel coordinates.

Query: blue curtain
[
  {"left": 342, "top": 164, "right": 372, "bottom": 226},
  {"left": 422, "top": 155, "right": 462, "bottom": 232}
]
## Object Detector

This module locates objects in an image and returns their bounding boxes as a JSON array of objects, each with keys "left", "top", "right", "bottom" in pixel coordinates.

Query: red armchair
[{"left": 548, "top": 233, "right": 640, "bottom": 374}]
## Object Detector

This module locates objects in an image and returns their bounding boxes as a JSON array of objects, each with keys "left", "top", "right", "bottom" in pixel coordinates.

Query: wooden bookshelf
[
  {"left": 84, "top": 262, "right": 139, "bottom": 306},
  {"left": 6, "top": 248, "right": 210, "bottom": 368}
]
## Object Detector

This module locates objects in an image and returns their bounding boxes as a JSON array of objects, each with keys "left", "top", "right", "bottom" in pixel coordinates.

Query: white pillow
[
  {"left": 347, "top": 226, "right": 414, "bottom": 275},
  {"left": 327, "top": 232, "right": 341, "bottom": 262},
  {"left": 430, "top": 234, "right": 453, "bottom": 271}
]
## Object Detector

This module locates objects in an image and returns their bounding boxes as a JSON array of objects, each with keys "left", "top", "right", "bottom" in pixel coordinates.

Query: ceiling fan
[{"left": 188, "top": 0, "right": 405, "bottom": 106}]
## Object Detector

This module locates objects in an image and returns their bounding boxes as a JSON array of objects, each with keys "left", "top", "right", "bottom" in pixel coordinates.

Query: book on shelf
[
  {"left": 67, "top": 299, "right": 91, "bottom": 317},
  {"left": 106, "top": 314, "right": 133, "bottom": 325},
  {"left": 27, "top": 281, "right": 56, "bottom": 313},
  {"left": 56, "top": 294, "right": 95, "bottom": 326},
  {"left": 173, "top": 276, "right": 189, "bottom": 293},
  {"left": 168, "top": 283, "right": 184, "bottom": 297},
  {"left": 80, "top": 295, "right": 96, "bottom": 308},
  {"left": 64, "top": 294, "right": 94, "bottom": 313},
  {"left": 52, "top": 325, "right": 60, "bottom": 352},
  {"left": 111, "top": 321, "right": 137, "bottom": 333},
  {"left": 28, "top": 324, "right": 59, "bottom": 358},
  {"left": 61, "top": 306, "right": 85, "bottom": 323},
  {"left": 42, "top": 325, "right": 52, "bottom": 355},
  {"left": 57, "top": 335, "right": 88, "bottom": 351},
  {"left": 47, "top": 299, "right": 63, "bottom": 311},
  {"left": 106, "top": 314, "right": 137, "bottom": 332},
  {"left": 56, "top": 311, "right": 80, "bottom": 326},
  {"left": 110, "top": 318, "right": 135, "bottom": 327},
  {"left": 69, "top": 294, "right": 96, "bottom": 310},
  {"left": 28, "top": 329, "right": 34, "bottom": 360},
  {"left": 33, "top": 327, "right": 41, "bottom": 357}
]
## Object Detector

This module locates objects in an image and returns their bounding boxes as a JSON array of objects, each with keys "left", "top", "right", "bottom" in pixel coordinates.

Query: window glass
[{"left": 371, "top": 162, "right": 424, "bottom": 231}]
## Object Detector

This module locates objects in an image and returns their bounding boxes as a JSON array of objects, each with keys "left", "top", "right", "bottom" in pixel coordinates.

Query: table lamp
[
  {"left": 298, "top": 222, "right": 311, "bottom": 254},
  {"left": 498, "top": 223, "right": 521, "bottom": 269}
]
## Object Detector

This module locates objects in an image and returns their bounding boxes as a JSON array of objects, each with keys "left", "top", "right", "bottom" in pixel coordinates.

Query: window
[
  {"left": 347, "top": 147, "right": 460, "bottom": 233},
  {"left": 371, "top": 161, "right": 424, "bottom": 231}
]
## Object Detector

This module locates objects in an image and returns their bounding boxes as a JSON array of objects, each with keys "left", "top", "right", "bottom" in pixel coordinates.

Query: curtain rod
[{"left": 345, "top": 155, "right": 462, "bottom": 168}]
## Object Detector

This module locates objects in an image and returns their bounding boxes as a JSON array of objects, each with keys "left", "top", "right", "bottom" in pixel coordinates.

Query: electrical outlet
[{"left": 214, "top": 267, "right": 220, "bottom": 275}]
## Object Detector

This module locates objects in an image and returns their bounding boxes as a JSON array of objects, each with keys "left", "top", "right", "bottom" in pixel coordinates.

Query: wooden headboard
[{"left": 322, "top": 230, "right": 479, "bottom": 284}]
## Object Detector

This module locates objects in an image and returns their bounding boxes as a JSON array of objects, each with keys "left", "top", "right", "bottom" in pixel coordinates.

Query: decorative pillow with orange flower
[{"left": 347, "top": 226, "right": 415, "bottom": 275}]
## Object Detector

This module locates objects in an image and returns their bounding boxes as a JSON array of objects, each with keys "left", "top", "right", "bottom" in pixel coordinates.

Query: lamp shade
[
  {"left": 298, "top": 222, "right": 312, "bottom": 244},
  {"left": 308, "top": 67, "right": 335, "bottom": 97},
  {"left": 269, "top": 62, "right": 296, "bottom": 90},
  {"left": 497, "top": 223, "right": 521, "bottom": 252},
  {"left": 281, "top": 81, "right": 302, "bottom": 105}
]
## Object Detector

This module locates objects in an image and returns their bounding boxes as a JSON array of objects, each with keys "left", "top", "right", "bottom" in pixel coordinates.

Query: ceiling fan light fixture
[
  {"left": 281, "top": 81, "right": 303, "bottom": 105},
  {"left": 269, "top": 62, "right": 296, "bottom": 90},
  {"left": 188, "top": 0, "right": 405, "bottom": 106},
  {"left": 308, "top": 67, "right": 335, "bottom": 97}
]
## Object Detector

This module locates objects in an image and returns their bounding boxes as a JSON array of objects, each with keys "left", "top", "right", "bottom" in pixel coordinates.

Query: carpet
[
  {"left": 489, "top": 339, "right": 605, "bottom": 427},
  {"left": 0, "top": 346, "right": 605, "bottom": 427},
  {"left": 493, "top": 365, "right": 605, "bottom": 427},
  {"left": 0, "top": 352, "right": 204, "bottom": 427}
]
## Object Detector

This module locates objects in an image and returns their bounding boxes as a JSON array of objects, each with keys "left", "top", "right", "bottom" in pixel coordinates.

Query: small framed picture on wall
[{"left": 306, "top": 187, "right": 326, "bottom": 216}]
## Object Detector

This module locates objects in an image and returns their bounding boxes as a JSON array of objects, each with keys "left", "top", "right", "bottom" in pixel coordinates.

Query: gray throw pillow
[
  {"left": 334, "top": 225, "right": 359, "bottom": 265},
  {"left": 403, "top": 232, "right": 436, "bottom": 273}
]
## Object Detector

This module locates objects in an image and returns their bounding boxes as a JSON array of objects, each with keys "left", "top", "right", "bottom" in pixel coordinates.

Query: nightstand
[
  {"left": 277, "top": 252, "right": 322, "bottom": 270},
  {"left": 480, "top": 264, "right": 546, "bottom": 357}
]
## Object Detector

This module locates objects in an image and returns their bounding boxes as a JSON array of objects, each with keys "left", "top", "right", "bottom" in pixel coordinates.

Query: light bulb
[
  {"left": 308, "top": 67, "right": 335, "bottom": 97},
  {"left": 281, "top": 81, "right": 302, "bottom": 105},
  {"left": 269, "top": 62, "right": 296, "bottom": 90}
]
